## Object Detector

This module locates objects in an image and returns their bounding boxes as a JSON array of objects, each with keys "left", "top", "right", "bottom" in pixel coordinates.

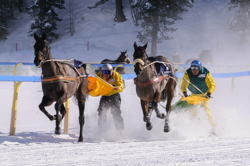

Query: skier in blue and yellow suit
[
  {"left": 97, "top": 63, "right": 124, "bottom": 131},
  {"left": 181, "top": 60, "right": 216, "bottom": 126}
]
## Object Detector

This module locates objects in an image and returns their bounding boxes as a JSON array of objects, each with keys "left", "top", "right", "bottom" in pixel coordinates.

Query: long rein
[
  {"left": 142, "top": 60, "right": 204, "bottom": 95},
  {"left": 139, "top": 59, "right": 178, "bottom": 83}
]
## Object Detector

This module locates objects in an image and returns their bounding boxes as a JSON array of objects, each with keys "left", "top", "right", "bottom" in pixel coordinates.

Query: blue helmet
[
  {"left": 190, "top": 60, "right": 202, "bottom": 71},
  {"left": 191, "top": 60, "right": 202, "bottom": 67}
]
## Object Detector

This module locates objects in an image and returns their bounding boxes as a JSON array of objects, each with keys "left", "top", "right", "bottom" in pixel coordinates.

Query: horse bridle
[
  {"left": 133, "top": 47, "right": 152, "bottom": 74},
  {"left": 36, "top": 40, "right": 50, "bottom": 64}
]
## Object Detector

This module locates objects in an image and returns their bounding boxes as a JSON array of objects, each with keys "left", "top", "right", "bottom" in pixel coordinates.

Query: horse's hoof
[
  {"left": 146, "top": 123, "right": 153, "bottom": 130},
  {"left": 157, "top": 113, "right": 166, "bottom": 119},
  {"left": 55, "top": 129, "right": 61, "bottom": 135},
  {"left": 78, "top": 137, "right": 83, "bottom": 142},
  {"left": 164, "top": 125, "right": 170, "bottom": 132}
]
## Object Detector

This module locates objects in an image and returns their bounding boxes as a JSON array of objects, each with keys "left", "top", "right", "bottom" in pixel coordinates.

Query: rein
[
  {"left": 133, "top": 59, "right": 176, "bottom": 87},
  {"left": 134, "top": 75, "right": 166, "bottom": 87},
  {"left": 175, "top": 70, "right": 205, "bottom": 100},
  {"left": 133, "top": 58, "right": 176, "bottom": 87},
  {"left": 133, "top": 59, "right": 173, "bottom": 72}
]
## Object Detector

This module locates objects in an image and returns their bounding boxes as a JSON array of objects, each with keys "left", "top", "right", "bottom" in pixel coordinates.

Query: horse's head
[
  {"left": 118, "top": 50, "right": 130, "bottom": 64},
  {"left": 33, "top": 33, "right": 51, "bottom": 68},
  {"left": 133, "top": 42, "right": 147, "bottom": 75}
]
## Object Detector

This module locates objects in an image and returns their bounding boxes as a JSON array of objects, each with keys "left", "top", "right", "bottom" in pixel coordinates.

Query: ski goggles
[
  {"left": 191, "top": 66, "right": 199, "bottom": 71},
  {"left": 102, "top": 70, "right": 111, "bottom": 75}
]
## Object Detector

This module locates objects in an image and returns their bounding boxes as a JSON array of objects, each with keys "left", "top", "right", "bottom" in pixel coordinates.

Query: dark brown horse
[
  {"left": 133, "top": 42, "right": 176, "bottom": 132},
  {"left": 33, "top": 33, "right": 88, "bottom": 142},
  {"left": 101, "top": 50, "right": 130, "bottom": 64},
  {"left": 100, "top": 50, "right": 130, "bottom": 74}
]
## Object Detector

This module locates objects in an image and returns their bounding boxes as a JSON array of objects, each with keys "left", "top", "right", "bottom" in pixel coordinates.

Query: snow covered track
[
  {"left": 1, "top": 78, "right": 250, "bottom": 165},
  {"left": 1, "top": 136, "right": 250, "bottom": 165}
]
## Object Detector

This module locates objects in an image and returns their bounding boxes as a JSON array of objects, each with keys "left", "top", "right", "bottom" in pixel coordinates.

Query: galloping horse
[
  {"left": 33, "top": 33, "right": 88, "bottom": 142},
  {"left": 133, "top": 42, "right": 176, "bottom": 132}
]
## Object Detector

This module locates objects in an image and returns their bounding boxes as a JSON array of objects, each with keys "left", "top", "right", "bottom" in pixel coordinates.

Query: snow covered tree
[
  {"left": 66, "top": 0, "right": 75, "bottom": 36},
  {"left": 10, "top": 0, "right": 24, "bottom": 14},
  {"left": 0, "top": 0, "right": 11, "bottom": 40},
  {"left": 26, "top": 0, "right": 65, "bottom": 41},
  {"left": 133, "top": 0, "right": 193, "bottom": 56},
  {"left": 127, "top": 0, "right": 144, "bottom": 26},
  {"left": 229, "top": 0, "right": 250, "bottom": 44},
  {"left": 88, "top": 0, "right": 127, "bottom": 22}
]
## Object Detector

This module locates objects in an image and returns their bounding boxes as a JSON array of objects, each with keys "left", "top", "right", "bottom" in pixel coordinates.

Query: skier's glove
[
  {"left": 113, "top": 85, "right": 118, "bottom": 90},
  {"left": 183, "top": 92, "right": 188, "bottom": 97},
  {"left": 206, "top": 92, "right": 211, "bottom": 98}
]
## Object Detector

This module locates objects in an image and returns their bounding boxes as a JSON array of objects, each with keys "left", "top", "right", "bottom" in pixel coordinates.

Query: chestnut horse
[
  {"left": 33, "top": 33, "right": 88, "bottom": 142},
  {"left": 133, "top": 42, "right": 176, "bottom": 132}
]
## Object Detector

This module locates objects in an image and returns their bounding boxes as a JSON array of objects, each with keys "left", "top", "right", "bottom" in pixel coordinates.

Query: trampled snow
[{"left": 1, "top": 78, "right": 250, "bottom": 165}]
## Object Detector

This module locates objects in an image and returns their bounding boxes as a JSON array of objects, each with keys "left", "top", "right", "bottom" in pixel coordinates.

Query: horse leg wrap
[
  {"left": 53, "top": 114, "right": 62, "bottom": 123},
  {"left": 144, "top": 115, "right": 153, "bottom": 130},
  {"left": 148, "top": 100, "right": 157, "bottom": 109},
  {"left": 143, "top": 116, "right": 150, "bottom": 123},
  {"left": 155, "top": 107, "right": 166, "bottom": 119}
]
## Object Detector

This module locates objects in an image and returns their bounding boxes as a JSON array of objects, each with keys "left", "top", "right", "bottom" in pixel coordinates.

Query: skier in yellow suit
[
  {"left": 181, "top": 60, "right": 216, "bottom": 126},
  {"left": 96, "top": 63, "right": 124, "bottom": 131}
]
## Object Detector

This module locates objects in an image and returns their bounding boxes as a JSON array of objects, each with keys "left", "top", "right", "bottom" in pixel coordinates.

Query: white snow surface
[
  {"left": 1, "top": 78, "right": 250, "bottom": 165},
  {"left": 1, "top": 0, "right": 250, "bottom": 165}
]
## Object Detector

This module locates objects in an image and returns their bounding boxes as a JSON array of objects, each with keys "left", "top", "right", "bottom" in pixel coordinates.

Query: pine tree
[
  {"left": 0, "top": 0, "right": 11, "bottom": 40},
  {"left": 88, "top": 0, "right": 126, "bottom": 22},
  {"left": 133, "top": 0, "right": 193, "bottom": 56},
  {"left": 26, "top": 0, "right": 65, "bottom": 41},
  {"left": 229, "top": 0, "right": 250, "bottom": 44}
]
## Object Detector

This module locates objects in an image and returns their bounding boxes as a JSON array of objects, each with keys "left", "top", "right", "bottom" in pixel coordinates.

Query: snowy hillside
[{"left": 0, "top": 0, "right": 249, "bottom": 65}]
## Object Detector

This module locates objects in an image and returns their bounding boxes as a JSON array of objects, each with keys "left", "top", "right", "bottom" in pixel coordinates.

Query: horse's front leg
[
  {"left": 54, "top": 95, "right": 67, "bottom": 135},
  {"left": 39, "top": 96, "right": 55, "bottom": 121},
  {"left": 153, "top": 92, "right": 166, "bottom": 119},
  {"left": 141, "top": 99, "right": 153, "bottom": 130},
  {"left": 164, "top": 81, "right": 175, "bottom": 132},
  {"left": 54, "top": 102, "right": 66, "bottom": 122}
]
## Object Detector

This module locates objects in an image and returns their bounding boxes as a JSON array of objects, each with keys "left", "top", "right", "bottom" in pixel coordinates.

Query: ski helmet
[
  {"left": 102, "top": 63, "right": 113, "bottom": 75},
  {"left": 190, "top": 60, "right": 202, "bottom": 71}
]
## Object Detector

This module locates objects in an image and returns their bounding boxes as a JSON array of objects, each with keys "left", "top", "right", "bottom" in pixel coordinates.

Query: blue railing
[
  {"left": 0, "top": 62, "right": 250, "bottom": 81},
  {"left": 1, "top": 70, "right": 250, "bottom": 82},
  {"left": 0, "top": 62, "right": 34, "bottom": 66}
]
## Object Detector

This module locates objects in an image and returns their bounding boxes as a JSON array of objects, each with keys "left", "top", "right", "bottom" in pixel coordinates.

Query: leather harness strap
[
  {"left": 134, "top": 75, "right": 168, "bottom": 87},
  {"left": 42, "top": 75, "right": 80, "bottom": 84},
  {"left": 41, "top": 61, "right": 85, "bottom": 84}
]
